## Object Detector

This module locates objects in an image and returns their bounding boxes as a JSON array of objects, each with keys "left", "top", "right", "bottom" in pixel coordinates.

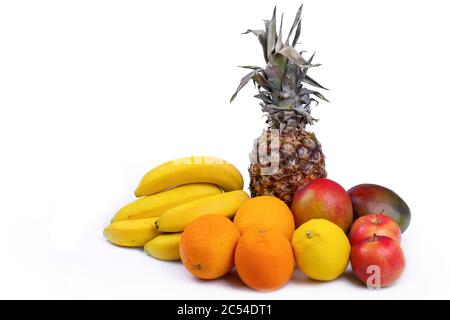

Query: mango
[{"left": 348, "top": 184, "right": 411, "bottom": 233}]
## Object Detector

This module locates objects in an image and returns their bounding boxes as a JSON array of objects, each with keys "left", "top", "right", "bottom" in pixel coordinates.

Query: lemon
[{"left": 291, "top": 219, "right": 350, "bottom": 281}]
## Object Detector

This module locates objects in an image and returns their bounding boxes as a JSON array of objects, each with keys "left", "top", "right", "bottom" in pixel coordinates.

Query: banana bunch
[
  {"left": 103, "top": 156, "right": 249, "bottom": 261},
  {"left": 112, "top": 183, "right": 222, "bottom": 222}
]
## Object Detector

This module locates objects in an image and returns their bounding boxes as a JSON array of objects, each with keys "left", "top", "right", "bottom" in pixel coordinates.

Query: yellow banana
[
  {"left": 112, "top": 183, "right": 222, "bottom": 222},
  {"left": 156, "top": 190, "right": 250, "bottom": 232},
  {"left": 144, "top": 233, "right": 182, "bottom": 261},
  {"left": 134, "top": 156, "right": 243, "bottom": 197},
  {"left": 103, "top": 217, "right": 160, "bottom": 247}
]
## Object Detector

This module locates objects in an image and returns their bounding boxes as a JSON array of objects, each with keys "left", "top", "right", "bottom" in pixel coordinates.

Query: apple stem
[
  {"left": 371, "top": 233, "right": 377, "bottom": 242},
  {"left": 306, "top": 231, "right": 314, "bottom": 239}
]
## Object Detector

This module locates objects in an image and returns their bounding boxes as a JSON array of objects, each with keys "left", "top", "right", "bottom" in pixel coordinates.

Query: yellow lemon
[{"left": 291, "top": 219, "right": 350, "bottom": 281}]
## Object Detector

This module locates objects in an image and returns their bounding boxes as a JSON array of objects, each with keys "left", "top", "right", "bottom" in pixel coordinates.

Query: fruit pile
[
  {"left": 104, "top": 5, "right": 411, "bottom": 291},
  {"left": 104, "top": 156, "right": 410, "bottom": 291},
  {"left": 104, "top": 156, "right": 249, "bottom": 260}
]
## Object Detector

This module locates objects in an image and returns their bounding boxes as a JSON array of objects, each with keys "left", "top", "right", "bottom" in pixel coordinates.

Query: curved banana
[
  {"left": 134, "top": 156, "right": 243, "bottom": 197},
  {"left": 156, "top": 190, "right": 250, "bottom": 232},
  {"left": 144, "top": 233, "right": 182, "bottom": 261},
  {"left": 112, "top": 183, "right": 222, "bottom": 222},
  {"left": 103, "top": 217, "right": 160, "bottom": 247}
]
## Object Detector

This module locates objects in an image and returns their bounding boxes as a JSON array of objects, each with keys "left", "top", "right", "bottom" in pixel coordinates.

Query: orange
[
  {"left": 179, "top": 214, "right": 240, "bottom": 280},
  {"left": 233, "top": 196, "right": 295, "bottom": 240},
  {"left": 235, "top": 227, "right": 294, "bottom": 291}
]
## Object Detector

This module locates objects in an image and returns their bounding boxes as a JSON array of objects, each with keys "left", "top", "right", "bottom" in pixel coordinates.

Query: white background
[{"left": 1, "top": 0, "right": 449, "bottom": 299}]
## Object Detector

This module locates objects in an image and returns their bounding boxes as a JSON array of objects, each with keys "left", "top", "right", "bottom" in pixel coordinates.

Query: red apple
[
  {"left": 291, "top": 179, "right": 353, "bottom": 232},
  {"left": 349, "top": 213, "right": 401, "bottom": 245},
  {"left": 351, "top": 235, "right": 405, "bottom": 288}
]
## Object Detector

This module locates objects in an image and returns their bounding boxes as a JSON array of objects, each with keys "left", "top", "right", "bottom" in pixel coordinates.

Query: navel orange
[
  {"left": 233, "top": 196, "right": 295, "bottom": 239},
  {"left": 235, "top": 228, "right": 294, "bottom": 291},
  {"left": 179, "top": 214, "right": 240, "bottom": 280}
]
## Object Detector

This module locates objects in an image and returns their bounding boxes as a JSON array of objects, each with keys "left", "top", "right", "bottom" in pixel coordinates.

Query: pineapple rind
[{"left": 249, "top": 130, "right": 326, "bottom": 206}]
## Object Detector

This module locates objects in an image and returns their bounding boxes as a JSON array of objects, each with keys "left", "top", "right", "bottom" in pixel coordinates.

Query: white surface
[{"left": 1, "top": 0, "right": 449, "bottom": 299}]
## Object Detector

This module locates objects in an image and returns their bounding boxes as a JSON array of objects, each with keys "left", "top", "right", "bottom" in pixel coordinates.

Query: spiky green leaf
[
  {"left": 275, "top": 13, "right": 284, "bottom": 52},
  {"left": 254, "top": 93, "right": 273, "bottom": 104},
  {"left": 271, "top": 53, "right": 288, "bottom": 74},
  {"left": 239, "top": 65, "right": 264, "bottom": 71},
  {"left": 278, "top": 98, "right": 296, "bottom": 110},
  {"left": 287, "top": 4, "right": 303, "bottom": 44},
  {"left": 282, "top": 62, "right": 298, "bottom": 92},
  {"left": 253, "top": 73, "right": 271, "bottom": 90},
  {"left": 310, "top": 90, "right": 329, "bottom": 102},
  {"left": 230, "top": 70, "right": 259, "bottom": 102},
  {"left": 264, "top": 63, "right": 283, "bottom": 90},
  {"left": 303, "top": 75, "right": 328, "bottom": 90},
  {"left": 242, "top": 29, "right": 268, "bottom": 62},
  {"left": 307, "top": 52, "right": 315, "bottom": 65},
  {"left": 292, "top": 18, "right": 302, "bottom": 47},
  {"left": 266, "top": 7, "right": 277, "bottom": 60},
  {"left": 278, "top": 46, "right": 315, "bottom": 68}
]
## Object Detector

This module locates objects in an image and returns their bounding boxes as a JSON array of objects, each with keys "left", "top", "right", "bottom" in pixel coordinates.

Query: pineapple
[{"left": 231, "top": 5, "right": 327, "bottom": 206}]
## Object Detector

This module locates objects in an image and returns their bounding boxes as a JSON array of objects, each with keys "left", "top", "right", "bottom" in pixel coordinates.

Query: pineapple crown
[{"left": 230, "top": 5, "right": 328, "bottom": 131}]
